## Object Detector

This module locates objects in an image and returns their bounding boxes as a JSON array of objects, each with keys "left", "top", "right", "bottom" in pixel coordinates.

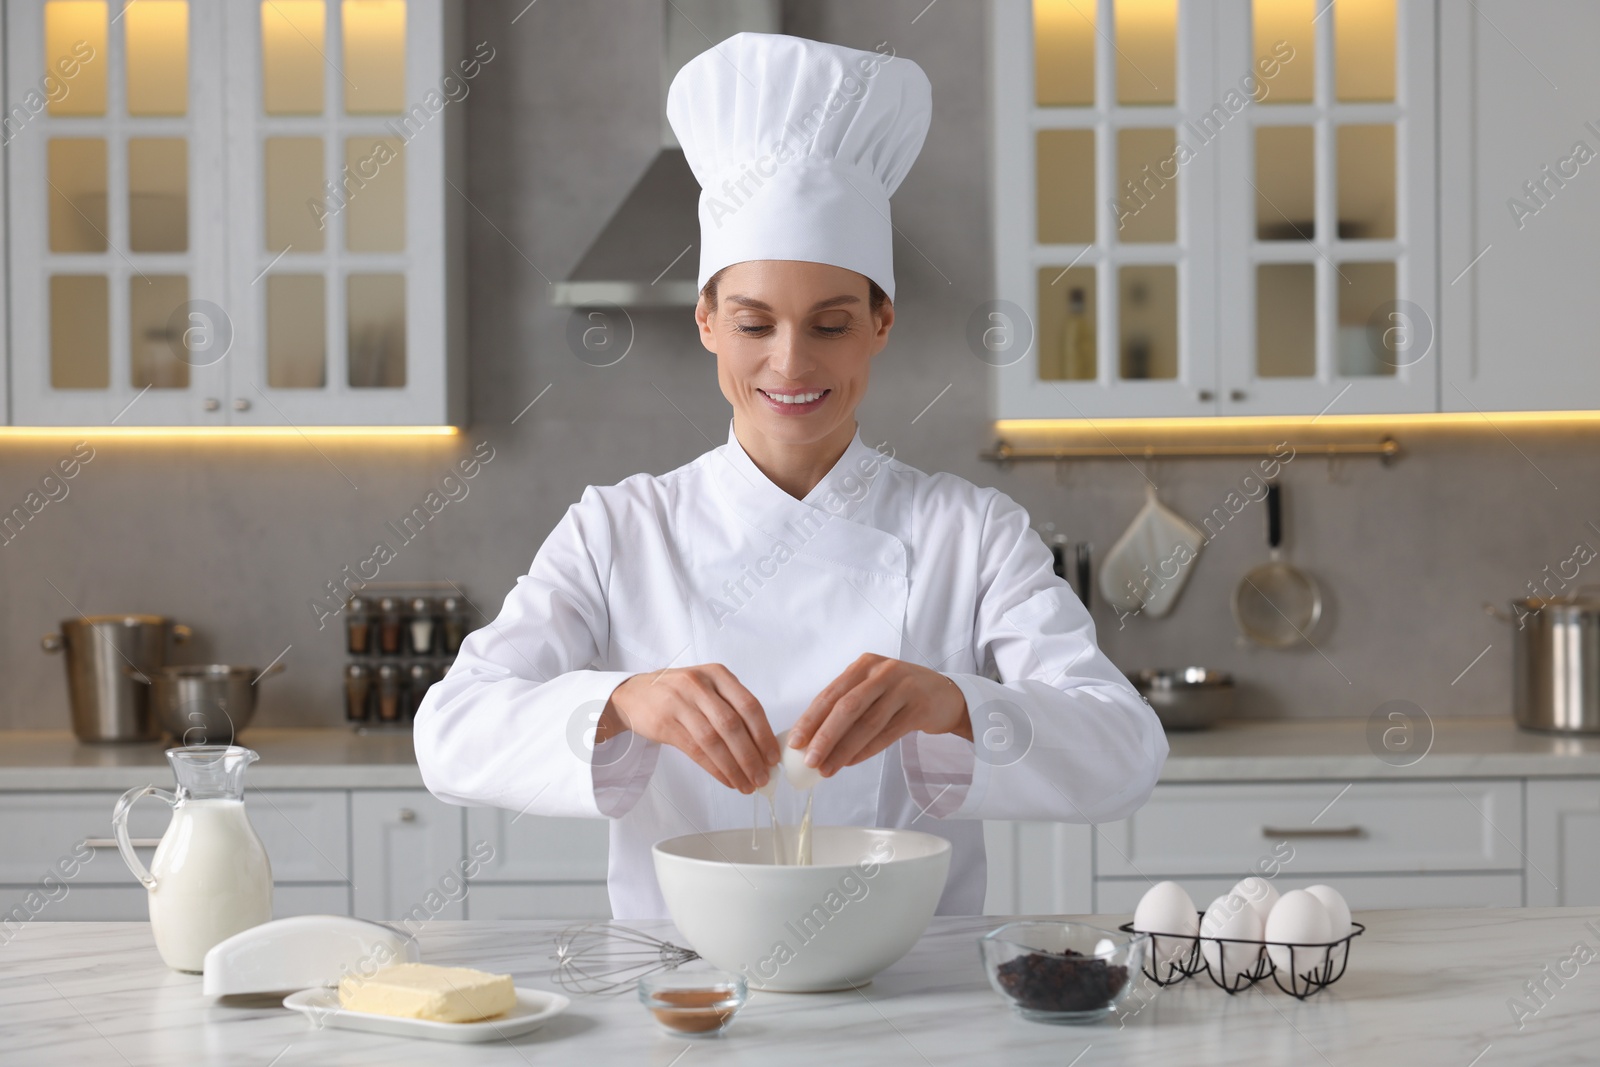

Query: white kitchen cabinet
[
  {"left": 992, "top": 0, "right": 1438, "bottom": 420},
  {"left": 1438, "top": 0, "right": 1600, "bottom": 412},
  {"left": 1525, "top": 779, "right": 1600, "bottom": 907},
  {"left": 1095, "top": 780, "right": 1524, "bottom": 877},
  {"left": 246, "top": 790, "right": 351, "bottom": 883},
  {"left": 4, "top": 0, "right": 466, "bottom": 427},
  {"left": 465, "top": 883, "right": 612, "bottom": 921},
  {"left": 464, "top": 807, "right": 609, "bottom": 883},
  {"left": 350, "top": 788, "right": 465, "bottom": 921},
  {"left": 984, "top": 820, "right": 1092, "bottom": 915}
]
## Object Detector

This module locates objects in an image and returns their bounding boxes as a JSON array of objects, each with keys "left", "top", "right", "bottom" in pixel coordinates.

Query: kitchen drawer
[
  {"left": 1095, "top": 780, "right": 1524, "bottom": 877},
  {"left": 465, "top": 882, "right": 612, "bottom": 920},
  {"left": 1095, "top": 872, "right": 1525, "bottom": 912},
  {"left": 0, "top": 792, "right": 168, "bottom": 885},
  {"left": 465, "top": 807, "right": 609, "bottom": 882},
  {"left": 0, "top": 790, "right": 350, "bottom": 886}
]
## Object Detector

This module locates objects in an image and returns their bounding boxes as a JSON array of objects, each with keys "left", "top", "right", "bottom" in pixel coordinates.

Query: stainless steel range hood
[{"left": 553, "top": 0, "right": 781, "bottom": 308}]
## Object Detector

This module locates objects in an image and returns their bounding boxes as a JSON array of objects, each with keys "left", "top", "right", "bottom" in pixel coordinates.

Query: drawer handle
[
  {"left": 1261, "top": 825, "right": 1366, "bottom": 839},
  {"left": 399, "top": 808, "right": 416, "bottom": 823},
  {"left": 85, "top": 837, "right": 162, "bottom": 848}
]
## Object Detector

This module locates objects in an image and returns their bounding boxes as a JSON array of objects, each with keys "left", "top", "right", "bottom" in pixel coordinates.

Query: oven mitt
[{"left": 1097, "top": 485, "right": 1204, "bottom": 618}]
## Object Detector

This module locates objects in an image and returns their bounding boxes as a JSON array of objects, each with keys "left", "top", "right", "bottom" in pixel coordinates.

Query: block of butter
[{"left": 338, "top": 962, "right": 516, "bottom": 1023}]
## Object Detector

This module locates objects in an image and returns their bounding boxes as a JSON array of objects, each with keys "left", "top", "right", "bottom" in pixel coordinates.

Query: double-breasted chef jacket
[{"left": 414, "top": 422, "right": 1169, "bottom": 920}]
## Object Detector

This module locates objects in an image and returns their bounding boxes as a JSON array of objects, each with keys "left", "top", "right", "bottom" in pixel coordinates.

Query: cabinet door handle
[
  {"left": 1197, "top": 389, "right": 1214, "bottom": 402},
  {"left": 399, "top": 808, "right": 416, "bottom": 823},
  {"left": 85, "top": 836, "right": 162, "bottom": 848},
  {"left": 1261, "top": 825, "right": 1365, "bottom": 839},
  {"left": 203, "top": 397, "right": 221, "bottom": 412},
  {"left": 233, "top": 398, "right": 252, "bottom": 412},
  {"left": 1229, "top": 389, "right": 1248, "bottom": 402}
]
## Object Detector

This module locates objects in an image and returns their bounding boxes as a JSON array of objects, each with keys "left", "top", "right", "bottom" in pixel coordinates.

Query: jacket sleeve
[
  {"left": 900, "top": 488, "right": 1169, "bottom": 823},
  {"left": 413, "top": 485, "right": 661, "bottom": 819}
]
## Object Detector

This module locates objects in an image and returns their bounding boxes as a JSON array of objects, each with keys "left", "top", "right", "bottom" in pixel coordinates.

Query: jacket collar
[{"left": 707, "top": 419, "right": 892, "bottom": 539}]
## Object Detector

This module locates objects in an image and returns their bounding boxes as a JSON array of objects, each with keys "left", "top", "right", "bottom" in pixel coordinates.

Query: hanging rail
[{"left": 980, "top": 436, "right": 1401, "bottom": 467}]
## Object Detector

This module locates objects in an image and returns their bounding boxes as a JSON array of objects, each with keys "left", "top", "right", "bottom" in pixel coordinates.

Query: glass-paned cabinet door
[
  {"left": 993, "top": 0, "right": 1220, "bottom": 420},
  {"left": 1214, "top": 0, "right": 1436, "bottom": 415},
  {"left": 223, "top": 0, "right": 458, "bottom": 425},
  {"left": 7, "top": 1, "right": 231, "bottom": 424}
]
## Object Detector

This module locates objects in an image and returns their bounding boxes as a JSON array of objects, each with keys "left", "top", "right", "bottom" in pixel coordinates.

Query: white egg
[
  {"left": 1199, "top": 893, "right": 1265, "bottom": 983},
  {"left": 1304, "top": 885, "right": 1352, "bottom": 939},
  {"left": 1263, "top": 889, "right": 1333, "bottom": 975},
  {"left": 1231, "top": 876, "right": 1281, "bottom": 927},
  {"left": 776, "top": 730, "right": 821, "bottom": 791},
  {"left": 1132, "top": 881, "right": 1200, "bottom": 966}
]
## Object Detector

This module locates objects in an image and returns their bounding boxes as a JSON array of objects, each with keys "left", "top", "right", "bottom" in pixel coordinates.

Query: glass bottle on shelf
[{"left": 1061, "top": 287, "right": 1094, "bottom": 380}]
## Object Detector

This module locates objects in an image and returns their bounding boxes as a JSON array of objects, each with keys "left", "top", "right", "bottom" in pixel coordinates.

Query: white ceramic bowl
[{"left": 653, "top": 826, "right": 952, "bottom": 992}]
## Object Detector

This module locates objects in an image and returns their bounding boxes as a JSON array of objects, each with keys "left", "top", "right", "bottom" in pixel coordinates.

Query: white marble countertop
[
  {"left": 3, "top": 909, "right": 1596, "bottom": 1065},
  {"left": 3, "top": 716, "right": 1599, "bottom": 790}
]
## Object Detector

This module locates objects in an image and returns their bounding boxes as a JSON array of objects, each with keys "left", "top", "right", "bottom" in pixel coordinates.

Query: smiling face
[{"left": 696, "top": 260, "right": 894, "bottom": 460}]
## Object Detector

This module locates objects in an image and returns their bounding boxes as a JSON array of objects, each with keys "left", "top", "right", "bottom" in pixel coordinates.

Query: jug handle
[{"left": 113, "top": 785, "right": 175, "bottom": 890}]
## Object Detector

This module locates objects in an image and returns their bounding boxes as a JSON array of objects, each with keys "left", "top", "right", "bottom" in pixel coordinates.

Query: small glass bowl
[
  {"left": 978, "top": 921, "right": 1149, "bottom": 1025},
  {"left": 637, "top": 971, "right": 748, "bottom": 1038}
]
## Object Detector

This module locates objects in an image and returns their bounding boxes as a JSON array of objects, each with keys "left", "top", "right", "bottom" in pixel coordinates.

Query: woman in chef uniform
[{"left": 414, "top": 33, "right": 1168, "bottom": 920}]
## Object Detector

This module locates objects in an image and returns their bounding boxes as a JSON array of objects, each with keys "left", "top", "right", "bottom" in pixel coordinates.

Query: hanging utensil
[
  {"left": 550, "top": 923, "right": 700, "bottom": 996},
  {"left": 1231, "top": 483, "right": 1322, "bottom": 648}
]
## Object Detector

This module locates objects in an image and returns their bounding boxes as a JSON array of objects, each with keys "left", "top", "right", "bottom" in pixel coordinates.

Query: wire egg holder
[{"left": 1116, "top": 914, "right": 1365, "bottom": 1000}]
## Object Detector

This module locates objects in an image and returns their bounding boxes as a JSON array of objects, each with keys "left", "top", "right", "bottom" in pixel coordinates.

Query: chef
[{"left": 414, "top": 32, "right": 1168, "bottom": 920}]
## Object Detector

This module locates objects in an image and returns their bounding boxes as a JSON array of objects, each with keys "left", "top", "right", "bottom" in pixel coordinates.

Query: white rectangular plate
[{"left": 282, "top": 987, "right": 571, "bottom": 1044}]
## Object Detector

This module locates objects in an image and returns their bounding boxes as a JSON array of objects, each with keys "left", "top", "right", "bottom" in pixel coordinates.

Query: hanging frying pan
[{"left": 1231, "top": 483, "right": 1322, "bottom": 648}]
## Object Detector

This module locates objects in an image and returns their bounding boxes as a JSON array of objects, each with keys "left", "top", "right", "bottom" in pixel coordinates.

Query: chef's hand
[
  {"left": 599, "top": 664, "right": 781, "bottom": 794},
  {"left": 788, "top": 654, "right": 974, "bottom": 777}
]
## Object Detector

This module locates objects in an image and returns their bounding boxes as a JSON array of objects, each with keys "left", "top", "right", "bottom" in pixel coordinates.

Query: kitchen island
[{"left": 3, "top": 908, "right": 1595, "bottom": 1065}]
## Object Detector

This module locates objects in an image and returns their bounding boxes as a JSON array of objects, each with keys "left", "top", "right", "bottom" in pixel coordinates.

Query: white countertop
[
  {"left": 3, "top": 717, "right": 1599, "bottom": 790},
  {"left": 3, "top": 909, "right": 1595, "bottom": 1065}
]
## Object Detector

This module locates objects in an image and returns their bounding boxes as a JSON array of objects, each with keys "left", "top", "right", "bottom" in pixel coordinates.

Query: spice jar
[
  {"left": 345, "top": 596, "right": 372, "bottom": 655},
  {"left": 403, "top": 662, "right": 433, "bottom": 719},
  {"left": 440, "top": 596, "right": 469, "bottom": 654},
  {"left": 376, "top": 597, "right": 403, "bottom": 656},
  {"left": 637, "top": 972, "right": 747, "bottom": 1038},
  {"left": 407, "top": 597, "right": 437, "bottom": 656},
  {"left": 344, "top": 662, "right": 373, "bottom": 723},
  {"left": 375, "top": 662, "right": 403, "bottom": 722}
]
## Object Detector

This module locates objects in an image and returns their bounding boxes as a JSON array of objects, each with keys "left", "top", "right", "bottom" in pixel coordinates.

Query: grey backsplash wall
[{"left": 1, "top": 0, "right": 1595, "bottom": 732}]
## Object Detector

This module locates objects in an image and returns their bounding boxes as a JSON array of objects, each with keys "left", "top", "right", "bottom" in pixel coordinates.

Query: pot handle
[
  {"left": 1482, "top": 602, "right": 1512, "bottom": 623},
  {"left": 41, "top": 633, "right": 62, "bottom": 653},
  {"left": 254, "top": 661, "right": 287, "bottom": 681},
  {"left": 122, "top": 665, "right": 154, "bottom": 685},
  {"left": 112, "top": 785, "right": 176, "bottom": 890},
  {"left": 172, "top": 624, "right": 193, "bottom": 644}
]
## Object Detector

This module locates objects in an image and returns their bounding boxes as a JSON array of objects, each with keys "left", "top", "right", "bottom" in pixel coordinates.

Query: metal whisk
[{"left": 550, "top": 923, "right": 701, "bottom": 996}]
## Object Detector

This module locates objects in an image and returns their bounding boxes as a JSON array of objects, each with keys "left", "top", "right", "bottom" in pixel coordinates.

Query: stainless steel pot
[
  {"left": 127, "top": 662, "right": 285, "bottom": 743},
  {"left": 1134, "top": 667, "right": 1235, "bottom": 731},
  {"left": 41, "top": 615, "right": 192, "bottom": 742},
  {"left": 1488, "top": 594, "right": 1600, "bottom": 733}
]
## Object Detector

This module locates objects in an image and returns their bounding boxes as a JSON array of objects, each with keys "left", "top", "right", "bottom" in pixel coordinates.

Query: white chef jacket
[{"left": 414, "top": 422, "right": 1168, "bottom": 919}]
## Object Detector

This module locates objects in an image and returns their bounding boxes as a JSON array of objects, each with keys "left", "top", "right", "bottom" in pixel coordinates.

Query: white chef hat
[{"left": 666, "top": 32, "right": 932, "bottom": 303}]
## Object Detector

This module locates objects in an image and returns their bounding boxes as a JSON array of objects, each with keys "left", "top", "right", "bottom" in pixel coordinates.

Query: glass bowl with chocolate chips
[{"left": 978, "top": 922, "right": 1149, "bottom": 1024}]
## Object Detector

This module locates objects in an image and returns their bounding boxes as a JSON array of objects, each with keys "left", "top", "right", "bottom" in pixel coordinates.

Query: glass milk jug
[{"left": 113, "top": 745, "right": 273, "bottom": 972}]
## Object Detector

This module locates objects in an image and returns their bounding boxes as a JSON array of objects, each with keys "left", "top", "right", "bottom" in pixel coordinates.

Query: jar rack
[
  {"left": 340, "top": 582, "right": 474, "bottom": 731},
  {"left": 1116, "top": 918, "right": 1366, "bottom": 999}
]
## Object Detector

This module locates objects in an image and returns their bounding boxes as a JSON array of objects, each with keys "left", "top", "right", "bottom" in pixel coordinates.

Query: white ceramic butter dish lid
[{"left": 202, "top": 915, "right": 420, "bottom": 996}]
